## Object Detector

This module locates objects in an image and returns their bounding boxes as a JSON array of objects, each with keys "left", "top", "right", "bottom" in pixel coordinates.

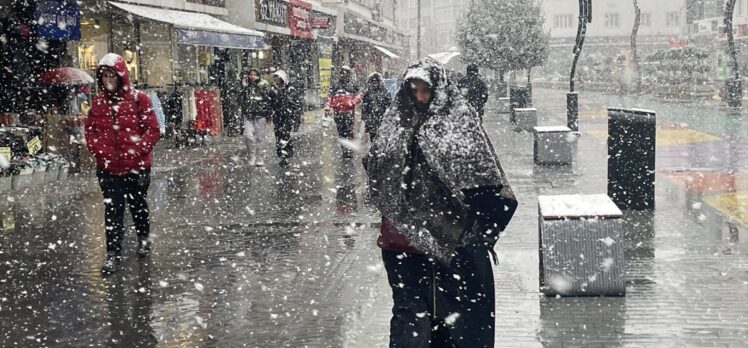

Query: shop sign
[
  {"left": 311, "top": 16, "right": 330, "bottom": 29},
  {"left": 26, "top": 137, "right": 42, "bottom": 155},
  {"left": 344, "top": 12, "right": 392, "bottom": 45},
  {"left": 288, "top": 0, "right": 312, "bottom": 38},
  {"left": 35, "top": 0, "right": 81, "bottom": 41},
  {"left": 0, "top": 147, "right": 11, "bottom": 162},
  {"left": 318, "top": 57, "right": 332, "bottom": 98},
  {"left": 258, "top": 0, "right": 288, "bottom": 27},
  {"left": 176, "top": 29, "right": 265, "bottom": 50}
]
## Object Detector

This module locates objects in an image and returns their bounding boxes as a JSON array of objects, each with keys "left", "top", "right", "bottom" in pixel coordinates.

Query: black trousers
[
  {"left": 97, "top": 169, "right": 151, "bottom": 255},
  {"left": 333, "top": 111, "right": 354, "bottom": 156},
  {"left": 382, "top": 246, "right": 495, "bottom": 348},
  {"left": 274, "top": 117, "right": 294, "bottom": 159}
]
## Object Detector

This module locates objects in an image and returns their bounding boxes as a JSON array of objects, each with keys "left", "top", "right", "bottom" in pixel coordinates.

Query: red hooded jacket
[{"left": 85, "top": 54, "right": 160, "bottom": 175}]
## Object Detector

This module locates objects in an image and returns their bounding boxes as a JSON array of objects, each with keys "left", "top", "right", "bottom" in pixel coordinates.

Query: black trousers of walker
[
  {"left": 382, "top": 245, "right": 495, "bottom": 348},
  {"left": 97, "top": 169, "right": 151, "bottom": 255},
  {"left": 333, "top": 111, "right": 354, "bottom": 156},
  {"left": 274, "top": 117, "right": 294, "bottom": 159}
]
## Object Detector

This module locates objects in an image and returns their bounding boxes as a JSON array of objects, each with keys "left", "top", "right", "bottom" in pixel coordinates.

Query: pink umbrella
[{"left": 40, "top": 67, "right": 94, "bottom": 86}]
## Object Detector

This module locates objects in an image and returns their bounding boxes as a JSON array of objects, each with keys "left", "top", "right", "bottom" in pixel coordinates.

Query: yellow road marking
[
  {"left": 585, "top": 128, "right": 722, "bottom": 146},
  {"left": 704, "top": 191, "right": 748, "bottom": 226}
]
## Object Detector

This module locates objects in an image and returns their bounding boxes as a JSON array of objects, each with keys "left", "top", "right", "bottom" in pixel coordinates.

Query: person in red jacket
[
  {"left": 324, "top": 65, "right": 362, "bottom": 158},
  {"left": 85, "top": 53, "right": 160, "bottom": 275}
]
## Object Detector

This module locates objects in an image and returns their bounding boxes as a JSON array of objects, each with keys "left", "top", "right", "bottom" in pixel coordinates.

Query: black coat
[
  {"left": 458, "top": 73, "right": 489, "bottom": 114},
  {"left": 361, "top": 87, "right": 392, "bottom": 135},
  {"left": 364, "top": 57, "right": 517, "bottom": 264},
  {"left": 239, "top": 79, "right": 271, "bottom": 119},
  {"left": 269, "top": 85, "right": 300, "bottom": 125}
]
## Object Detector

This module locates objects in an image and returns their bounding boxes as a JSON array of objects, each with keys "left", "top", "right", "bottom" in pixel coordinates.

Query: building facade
[{"left": 397, "top": 0, "right": 466, "bottom": 60}]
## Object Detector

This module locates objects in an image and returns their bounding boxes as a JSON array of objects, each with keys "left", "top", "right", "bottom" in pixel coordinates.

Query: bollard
[
  {"left": 513, "top": 108, "right": 537, "bottom": 132},
  {"left": 567, "top": 92, "right": 578, "bottom": 131},
  {"left": 726, "top": 78, "right": 743, "bottom": 108},
  {"left": 510, "top": 86, "right": 530, "bottom": 123},
  {"left": 607, "top": 108, "right": 656, "bottom": 211},
  {"left": 538, "top": 194, "right": 625, "bottom": 296},
  {"left": 533, "top": 126, "right": 574, "bottom": 165}
]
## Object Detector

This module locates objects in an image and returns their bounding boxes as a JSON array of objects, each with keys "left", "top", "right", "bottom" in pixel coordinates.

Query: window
[
  {"left": 640, "top": 13, "right": 651, "bottom": 27},
  {"left": 605, "top": 13, "right": 620, "bottom": 28},
  {"left": 666, "top": 12, "right": 681, "bottom": 27},
  {"left": 553, "top": 14, "right": 574, "bottom": 29}
]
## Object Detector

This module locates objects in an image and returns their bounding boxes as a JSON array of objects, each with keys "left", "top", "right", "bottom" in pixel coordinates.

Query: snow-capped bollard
[
  {"left": 513, "top": 108, "right": 537, "bottom": 132},
  {"left": 607, "top": 108, "right": 656, "bottom": 211},
  {"left": 498, "top": 97, "right": 511, "bottom": 114},
  {"left": 538, "top": 194, "right": 625, "bottom": 297},
  {"left": 533, "top": 126, "right": 574, "bottom": 165}
]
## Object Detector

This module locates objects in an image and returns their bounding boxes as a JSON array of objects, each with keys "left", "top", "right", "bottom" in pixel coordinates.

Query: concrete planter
[
  {"left": 44, "top": 163, "right": 60, "bottom": 184},
  {"left": 32, "top": 164, "right": 47, "bottom": 185},
  {"left": 57, "top": 164, "right": 70, "bottom": 180},
  {"left": 11, "top": 167, "right": 34, "bottom": 190}
]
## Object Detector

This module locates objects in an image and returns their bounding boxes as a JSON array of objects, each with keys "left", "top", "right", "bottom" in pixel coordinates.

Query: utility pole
[{"left": 417, "top": 0, "right": 421, "bottom": 58}]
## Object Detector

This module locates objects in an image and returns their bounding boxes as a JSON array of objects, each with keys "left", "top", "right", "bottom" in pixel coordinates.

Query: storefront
[
  {"left": 69, "top": 1, "right": 266, "bottom": 138},
  {"left": 336, "top": 11, "right": 408, "bottom": 81},
  {"left": 254, "top": 0, "right": 336, "bottom": 107}
]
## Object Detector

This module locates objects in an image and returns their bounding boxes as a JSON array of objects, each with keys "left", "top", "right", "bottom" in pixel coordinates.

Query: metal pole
[{"left": 417, "top": 0, "right": 421, "bottom": 58}]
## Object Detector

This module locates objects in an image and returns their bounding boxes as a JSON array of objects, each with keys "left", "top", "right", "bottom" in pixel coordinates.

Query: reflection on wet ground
[{"left": 0, "top": 90, "right": 747, "bottom": 347}]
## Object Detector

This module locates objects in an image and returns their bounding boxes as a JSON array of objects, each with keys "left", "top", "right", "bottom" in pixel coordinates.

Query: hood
[
  {"left": 96, "top": 53, "right": 131, "bottom": 92},
  {"left": 398, "top": 57, "right": 457, "bottom": 114},
  {"left": 272, "top": 70, "right": 289, "bottom": 86},
  {"left": 466, "top": 63, "right": 479, "bottom": 76},
  {"left": 367, "top": 72, "right": 383, "bottom": 83}
]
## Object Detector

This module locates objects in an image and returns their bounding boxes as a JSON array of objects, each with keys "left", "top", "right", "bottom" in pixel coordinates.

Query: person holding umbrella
[{"left": 85, "top": 53, "right": 160, "bottom": 275}]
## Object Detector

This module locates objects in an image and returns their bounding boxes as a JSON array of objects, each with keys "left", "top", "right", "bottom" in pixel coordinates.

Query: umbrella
[
  {"left": 428, "top": 51, "right": 461, "bottom": 65},
  {"left": 39, "top": 67, "right": 94, "bottom": 86}
]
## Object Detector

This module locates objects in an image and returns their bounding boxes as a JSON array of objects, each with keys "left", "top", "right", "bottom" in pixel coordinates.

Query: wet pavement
[{"left": 0, "top": 91, "right": 747, "bottom": 347}]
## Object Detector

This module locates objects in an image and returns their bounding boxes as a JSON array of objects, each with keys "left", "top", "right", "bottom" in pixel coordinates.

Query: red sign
[{"left": 288, "top": 0, "right": 312, "bottom": 38}]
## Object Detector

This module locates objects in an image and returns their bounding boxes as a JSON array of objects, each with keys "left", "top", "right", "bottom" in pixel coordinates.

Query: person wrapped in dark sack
[
  {"left": 363, "top": 57, "right": 518, "bottom": 347},
  {"left": 85, "top": 53, "right": 160, "bottom": 275},
  {"left": 361, "top": 72, "right": 392, "bottom": 141},
  {"left": 239, "top": 68, "right": 271, "bottom": 166},
  {"left": 269, "top": 70, "right": 299, "bottom": 166},
  {"left": 458, "top": 63, "right": 489, "bottom": 119},
  {"left": 324, "top": 65, "right": 363, "bottom": 158}
]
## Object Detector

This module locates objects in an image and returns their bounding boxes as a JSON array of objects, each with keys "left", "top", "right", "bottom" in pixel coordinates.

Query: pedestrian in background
[
  {"left": 458, "top": 63, "right": 489, "bottom": 119},
  {"left": 364, "top": 57, "right": 517, "bottom": 347},
  {"left": 85, "top": 53, "right": 160, "bottom": 275},
  {"left": 361, "top": 72, "right": 392, "bottom": 141},
  {"left": 325, "top": 65, "right": 362, "bottom": 158},
  {"left": 269, "top": 70, "right": 298, "bottom": 166},
  {"left": 240, "top": 68, "right": 271, "bottom": 166}
]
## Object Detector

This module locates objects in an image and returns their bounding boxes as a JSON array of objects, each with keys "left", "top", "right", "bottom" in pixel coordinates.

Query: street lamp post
[
  {"left": 568, "top": 0, "right": 592, "bottom": 132},
  {"left": 417, "top": 0, "right": 421, "bottom": 58},
  {"left": 724, "top": 0, "right": 742, "bottom": 108}
]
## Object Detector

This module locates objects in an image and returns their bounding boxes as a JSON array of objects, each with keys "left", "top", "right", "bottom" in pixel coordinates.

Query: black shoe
[
  {"left": 279, "top": 158, "right": 289, "bottom": 166},
  {"left": 137, "top": 240, "right": 152, "bottom": 258},
  {"left": 101, "top": 254, "right": 120, "bottom": 275}
]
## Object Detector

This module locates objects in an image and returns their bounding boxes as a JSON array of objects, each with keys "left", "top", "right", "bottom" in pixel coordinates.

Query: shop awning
[
  {"left": 109, "top": 1, "right": 265, "bottom": 49},
  {"left": 374, "top": 46, "right": 400, "bottom": 59}
]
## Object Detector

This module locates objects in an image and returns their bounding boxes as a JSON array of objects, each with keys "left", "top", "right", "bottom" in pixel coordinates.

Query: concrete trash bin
[
  {"left": 0, "top": 172, "right": 11, "bottom": 192},
  {"left": 498, "top": 97, "right": 511, "bottom": 114},
  {"left": 44, "top": 163, "right": 60, "bottom": 184},
  {"left": 607, "top": 108, "right": 656, "bottom": 211},
  {"left": 58, "top": 163, "right": 70, "bottom": 180},
  {"left": 534, "top": 126, "right": 574, "bottom": 165},
  {"left": 538, "top": 194, "right": 625, "bottom": 297},
  {"left": 513, "top": 108, "right": 538, "bottom": 132},
  {"left": 32, "top": 164, "right": 47, "bottom": 185},
  {"left": 11, "top": 166, "right": 34, "bottom": 190}
]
